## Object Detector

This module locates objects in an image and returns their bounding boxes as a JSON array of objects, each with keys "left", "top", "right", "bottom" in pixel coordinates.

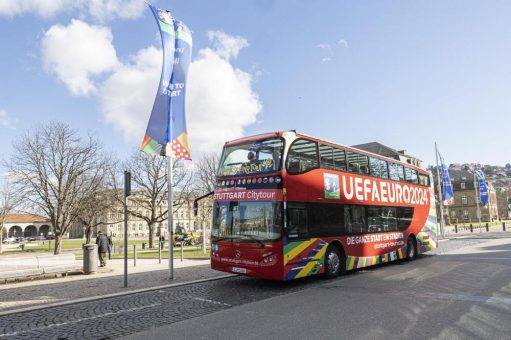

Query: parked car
[{"left": 2, "top": 237, "right": 17, "bottom": 244}]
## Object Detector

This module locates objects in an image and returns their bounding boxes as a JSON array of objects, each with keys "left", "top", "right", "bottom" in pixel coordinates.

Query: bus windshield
[
  {"left": 217, "top": 138, "right": 284, "bottom": 177},
  {"left": 212, "top": 201, "right": 283, "bottom": 242}
]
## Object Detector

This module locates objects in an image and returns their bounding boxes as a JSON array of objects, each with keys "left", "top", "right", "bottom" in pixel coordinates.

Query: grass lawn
[
  {"left": 110, "top": 246, "right": 210, "bottom": 259},
  {"left": 1, "top": 238, "right": 209, "bottom": 258}
]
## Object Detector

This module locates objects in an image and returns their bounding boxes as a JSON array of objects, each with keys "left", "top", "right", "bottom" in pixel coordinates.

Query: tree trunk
[
  {"left": 54, "top": 234, "right": 63, "bottom": 255},
  {"left": 85, "top": 226, "right": 93, "bottom": 244},
  {"left": 148, "top": 222, "right": 154, "bottom": 248}
]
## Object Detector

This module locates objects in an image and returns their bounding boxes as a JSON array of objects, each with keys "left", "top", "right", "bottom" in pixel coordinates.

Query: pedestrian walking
[
  {"left": 96, "top": 231, "right": 109, "bottom": 267},
  {"left": 159, "top": 234, "right": 165, "bottom": 249},
  {"left": 107, "top": 234, "right": 113, "bottom": 260}
]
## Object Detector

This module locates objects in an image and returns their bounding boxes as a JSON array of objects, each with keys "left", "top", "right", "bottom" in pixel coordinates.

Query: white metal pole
[
  {"left": 167, "top": 155, "right": 174, "bottom": 279},
  {"left": 434, "top": 142, "right": 445, "bottom": 238}
]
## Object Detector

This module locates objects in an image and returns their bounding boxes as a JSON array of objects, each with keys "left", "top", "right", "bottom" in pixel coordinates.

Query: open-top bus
[{"left": 211, "top": 131, "right": 437, "bottom": 280}]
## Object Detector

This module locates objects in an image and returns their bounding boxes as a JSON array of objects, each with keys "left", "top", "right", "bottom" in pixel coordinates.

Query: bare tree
[
  {"left": 74, "top": 168, "right": 120, "bottom": 244},
  {"left": 192, "top": 153, "right": 219, "bottom": 249},
  {"left": 120, "top": 152, "right": 193, "bottom": 248},
  {"left": 194, "top": 153, "right": 219, "bottom": 194},
  {"left": 6, "top": 122, "right": 106, "bottom": 254},
  {"left": 0, "top": 179, "right": 17, "bottom": 254}
]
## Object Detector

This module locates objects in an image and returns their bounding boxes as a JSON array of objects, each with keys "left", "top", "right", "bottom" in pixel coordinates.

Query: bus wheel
[
  {"left": 324, "top": 246, "right": 341, "bottom": 278},
  {"left": 405, "top": 236, "right": 416, "bottom": 261}
]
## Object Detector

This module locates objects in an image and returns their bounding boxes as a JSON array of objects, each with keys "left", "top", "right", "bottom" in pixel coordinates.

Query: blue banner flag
[
  {"left": 439, "top": 154, "right": 454, "bottom": 206},
  {"left": 475, "top": 169, "right": 489, "bottom": 206},
  {"left": 166, "top": 20, "right": 192, "bottom": 160},
  {"left": 141, "top": 3, "right": 176, "bottom": 155},
  {"left": 141, "top": 3, "right": 193, "bottom": 160}
]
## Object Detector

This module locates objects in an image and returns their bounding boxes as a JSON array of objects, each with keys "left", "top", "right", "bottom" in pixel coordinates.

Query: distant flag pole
[
  {"left": 142, "top": 2, "right": 193, "bottom": 280},
  {"left": 474, "top": 168, "right": 488, "bottom": 231},
  {"left": 439, "top": 154, "right": 454, "bottom": 206},
  {"left": 434, "top": 142, "right": 445, "bottom": 238}
]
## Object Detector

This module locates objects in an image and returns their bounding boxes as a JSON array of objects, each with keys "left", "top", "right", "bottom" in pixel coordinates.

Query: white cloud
[
  {"left": 321, "top": 57, "right": 332, "bottom": 63},
  {"left": 0, "top": 0, "right": 78, "bottom": 17},
  {"left": 41, "top": 20, "right": 119, "bottom": 96},
  {"left": 187, "top": 47, "right": 261, "bottom": 154},
  {"left": 207, "top": 31, "right": 249, "bottom": 61},
  {"left": 99, "top": 31, "right": 262, "bottom": 156},
  {"left": 0, "top": 110, "right": 14, "bottom": 129},
  {"left": 100, "top": 46, "right": 161, "bottom": 143},
  {"left": 0, "top": 0, "right": 145, "bottom": 21},
  {"left": 316, "top": 43, "right": 331, "bottom": 50},
  {"left": 338, "top": 39, "right": 349, "bottom": 48},
  {"left": 88, "top": 0, "right": 145, "bottom": 21}
]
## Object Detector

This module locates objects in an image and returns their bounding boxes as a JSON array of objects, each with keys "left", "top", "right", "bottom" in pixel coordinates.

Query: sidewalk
[{"left": 0, "top": 257, "right": 225, "bottom": 313}]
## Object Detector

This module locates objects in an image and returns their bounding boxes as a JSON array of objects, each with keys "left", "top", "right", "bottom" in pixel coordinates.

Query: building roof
[
  {"left": 351, "top": 142, "right": 404, "bottom": 160},
  {"left": 4, "top": 213, "right": 50, "bottom": 223}
]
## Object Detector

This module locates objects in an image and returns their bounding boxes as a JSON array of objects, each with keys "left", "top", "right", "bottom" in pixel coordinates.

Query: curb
[{"left": 0, "top": 274, "right": 237, "bottom": 317}]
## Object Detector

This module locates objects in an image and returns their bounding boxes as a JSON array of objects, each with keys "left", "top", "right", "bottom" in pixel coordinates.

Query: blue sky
[{"left": 1, "top": 0, "right": 510, "bottom": 168}]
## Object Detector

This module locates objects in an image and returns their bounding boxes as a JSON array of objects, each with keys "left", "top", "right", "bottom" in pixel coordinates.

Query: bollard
[
  {"left": 455, "top": 225, "right": 458, "bottom": 233},
  {"left": 181, "top": 242, "right": 184, "bottom": 262},
  {"left": 158, "top": 241, "right": 162, "bottom": 264},
  {"left": 133, "top": 244, "right": 137, "bottom": 267},
  {"left": 470, "top": 224, "right": 473, "bottom": 232},
  {"left": 486, "top": 223, "right": 489, "bottom": 232},
  {"left": 504, "top": 222, "right": 506, "bottom": 231}
]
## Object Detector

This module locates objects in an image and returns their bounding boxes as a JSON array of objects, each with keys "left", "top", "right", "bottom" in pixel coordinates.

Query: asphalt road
[
  {"left": 1, "top": 234, "right": 510, "bottom": 340},
  {"left": 124, "top": 235, "right": 511, "bottom": 340}
]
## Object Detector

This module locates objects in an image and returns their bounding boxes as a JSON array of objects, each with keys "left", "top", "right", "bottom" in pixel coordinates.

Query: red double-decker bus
[{"left": 211, "top": 131, "right": 437, "bottom": 280}]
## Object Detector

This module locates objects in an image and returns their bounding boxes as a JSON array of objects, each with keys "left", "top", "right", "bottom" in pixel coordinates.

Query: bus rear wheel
[
  {"left": 324, "top": 246, "right": 342, "bottom": 278},
  {"left": 405, "top": 236, "right": 417, "bottom": 261}
]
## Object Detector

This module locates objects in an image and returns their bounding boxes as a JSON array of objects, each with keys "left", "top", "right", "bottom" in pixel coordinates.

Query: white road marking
[{"left": 192, "top": 297, "right": 231, "bottom": 307}]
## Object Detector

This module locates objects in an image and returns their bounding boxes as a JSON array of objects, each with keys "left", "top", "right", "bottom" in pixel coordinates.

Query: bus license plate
[{"left": 231, "top": 267, "right": 246, "bottom": 274}]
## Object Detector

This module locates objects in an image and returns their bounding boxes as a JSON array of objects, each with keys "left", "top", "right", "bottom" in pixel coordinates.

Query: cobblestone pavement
[
  {"left": 0, "top": 260, "right": 222, "bottom": 312},
  {"left": 0, "top": 235, "right": 503, "bottom": 339},
  {"left": 0, "top": 275, "right": 325, "bottom": 340}
]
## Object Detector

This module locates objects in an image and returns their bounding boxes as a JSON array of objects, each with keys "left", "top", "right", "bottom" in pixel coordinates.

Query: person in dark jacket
[{"left": 96, "top": 231, "right": 109, "bottom": 267}]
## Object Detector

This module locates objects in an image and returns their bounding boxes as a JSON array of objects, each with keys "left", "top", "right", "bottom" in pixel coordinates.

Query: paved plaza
[{"left": 0, "top": 258, "right": 224, "bottom": 313}]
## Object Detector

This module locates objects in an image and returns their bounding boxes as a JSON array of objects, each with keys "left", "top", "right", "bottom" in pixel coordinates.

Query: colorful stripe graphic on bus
[
  {"left": 346, "top": 246, "right": 406, "bottom": 270},
  {"left": 417, "top": 186, "right": 438, "bottom": 253},
  {"left": 284, "top": 238, "right": 328, "bottom": 280}
]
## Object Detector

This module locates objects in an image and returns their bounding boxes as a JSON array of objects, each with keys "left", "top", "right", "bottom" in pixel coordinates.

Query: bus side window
[
  {"left": 345, "top": 205, "right": 366, "bottom": 234},
  {"left": 397, "top": 207, "right": 414, "bottom": 231},
  {"left": 347, "top": 151, "right": 369, "bottom": 175},
  {"left": 308, "top": 203, "right": 345, "bottom": 236},
  {"left": 286, "top": 139, "right": 319, "bottom": 174},
  {"left": 405, "top": 167, "right": 418, "bottom": 184},
  {"left": 418, "top": 173, "right": 430, "bottom": 186},
  {"left": 287, "top": 207, "right": 308, "bottom": 239}
]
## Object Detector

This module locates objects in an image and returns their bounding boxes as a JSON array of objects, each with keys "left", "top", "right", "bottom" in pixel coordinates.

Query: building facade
[
  {"left": 445, "top": 170, "right": 499, "bottom": 224},
  {"left": 496, "top": 187, "right": 511, "bottom": 219},
  {"left": 67, "top": 192, "right": 213, "bottom": 240},
  {"left": 2, "top": 214, "right": 53, "bottom": 238}
]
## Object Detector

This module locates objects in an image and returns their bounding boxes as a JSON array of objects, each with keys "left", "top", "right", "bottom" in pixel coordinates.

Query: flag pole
[
  {"left": 434, "top": 142, "right": 445, "bottom": 238},
  {"left": 167, "top": 151, "right": 174, "bottom": 279},
  {"left": 473, "top": 170, "right": 482, "bottom": 232}
]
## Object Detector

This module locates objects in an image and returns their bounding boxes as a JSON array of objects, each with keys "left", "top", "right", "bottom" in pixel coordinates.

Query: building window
[
  {"left": 460, "top": 182, "right": 465, "bottom": 189},
  {"left": 462, "top": 210, "right": 469, "bottom": 220},
  {"left": 451, "top": 210, "right": 456, "bottom": 218},
  {"left": 461, "top": 196, "right": 468, "bottom": 205}
]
